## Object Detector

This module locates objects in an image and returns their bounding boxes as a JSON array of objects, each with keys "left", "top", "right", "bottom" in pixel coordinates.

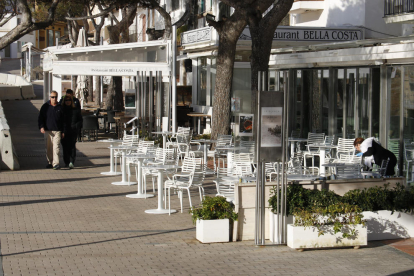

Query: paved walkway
[{"left": 1, "top": 82, "right": 414, "bottom": 275}]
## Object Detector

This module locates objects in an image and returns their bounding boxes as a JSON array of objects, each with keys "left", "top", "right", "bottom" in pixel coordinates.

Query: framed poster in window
[
  {"left": 125, "top": 89, "right": 136, "bottom": 109},
  {"left": 239, "top": 114, "right": 253, "bottom": 137}
]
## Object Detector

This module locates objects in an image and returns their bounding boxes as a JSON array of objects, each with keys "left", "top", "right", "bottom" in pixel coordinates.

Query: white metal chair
[
  {"left": 303, "top": 132, "right": 325, "bottom": 174},
  {"left": 207, "top": 134, "right": 233, "bottom": 173},
  {"left": 334, "top": 164, "right": 362, "bottom": 179},
  {"left": 164, "top": 157, "right": 198, "bottom": 214},
  {"left": 114, "top": 135, "right": 139, "bottom": 174},
  {"left": 141, "top": 148, "right": 176, "bottom": 193},
  {"left": 336, "top": 138, "right": 355, "bottom": 159}
]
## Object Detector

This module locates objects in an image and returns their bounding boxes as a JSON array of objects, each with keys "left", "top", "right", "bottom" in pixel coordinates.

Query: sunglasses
[{"left": 50, "top": 96, "right": 57, "bottom": 99}]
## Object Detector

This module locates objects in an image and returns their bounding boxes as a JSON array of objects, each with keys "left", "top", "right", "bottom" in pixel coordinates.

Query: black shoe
[
  {"left": 53, "top": 165, "right": 61, "bottom": 170},
  {"left": 64, "top": 163, "right": 69, "bottom": 168},
  {"left": 46, "top": 164, "right": 53, "bottom": 169}
]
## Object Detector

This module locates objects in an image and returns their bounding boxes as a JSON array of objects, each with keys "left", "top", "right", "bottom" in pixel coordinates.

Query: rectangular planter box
[
  {"left": 363, "top": 210, "right": 414, "bottom": 241},
  {"left": 287, "top": 224, "right": 367, "bottom": 249},
  {"left": 269, "top": 210, "right": 294, "bottom": 243},
  {"left": 196, "top": 219, "right": 229, "bottom": 243}
]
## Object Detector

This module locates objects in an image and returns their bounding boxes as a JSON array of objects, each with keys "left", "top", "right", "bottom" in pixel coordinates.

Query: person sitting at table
[{"left": 354, "top": 137, "right": 397, "bottom": 176}]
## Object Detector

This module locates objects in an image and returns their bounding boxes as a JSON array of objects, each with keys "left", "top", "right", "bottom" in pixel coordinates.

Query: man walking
[{"left": 38, "top": 91, "right": 64, "bottom": 169}]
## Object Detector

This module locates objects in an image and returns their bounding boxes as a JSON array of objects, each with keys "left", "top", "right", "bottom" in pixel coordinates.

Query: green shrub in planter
[
  {"left": 342, "top": 183, "right": 414, "bottom": 213},
  {"left": 293, "top": 203, "right": 365, "bottom": 238},
  {"left": 189, "top": 196, "right": 238, "bottom": 224},
  {"left": 269, "top": 185, "right": 342, "bottom": 216},
  {"left": 269, "top": 183, "right": 414, "bottom": 215}
]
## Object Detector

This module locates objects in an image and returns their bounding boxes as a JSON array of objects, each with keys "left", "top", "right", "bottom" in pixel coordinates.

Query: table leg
[
  {"left": 163, "top": 135, "right": 166, "bottom": 149},
  {"left": 126, "top": 160, "right": 154, "bottom": 198},
  {"left": 145, "top": 171, "right": 176, "bottom": 214},
  {"left": 320, "top": 148, "right": 326, "bottom": 176},
  {"left": 112, "top": 151, "right": 137, "bottom": 186},
  {"left": 101, "top": 144, "right": 122, "bottom": 175}
]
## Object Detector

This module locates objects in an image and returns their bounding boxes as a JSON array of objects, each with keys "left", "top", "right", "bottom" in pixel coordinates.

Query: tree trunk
[
  {"left": 210, "top": 13, "right": 247, "bottom": 140},
  {"left": 248, "top": 0, "right": 295, "bottom": 140}
]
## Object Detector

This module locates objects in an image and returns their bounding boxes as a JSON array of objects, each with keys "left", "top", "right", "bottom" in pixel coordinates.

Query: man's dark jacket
[{"left": 38, "top": 101, "right": 64, "bottom": 131}]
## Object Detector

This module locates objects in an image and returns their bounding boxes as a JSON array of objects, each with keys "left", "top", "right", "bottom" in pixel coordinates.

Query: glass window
[
  {"left": 48, "top": 29, "right": 54, "bottom": 47},
  {"left": 231, "top": 68, "right": 251, "bottom": 115},
  {"left": 171, "top": 0, "right": 180, "bottom": 11},
  {"left": 55, "top": 31, "right": 60, "bottom": 45},
  {"left": 219, "top": 2, "right": 231, "bottom": 21},
  {"left": 358, "top": 68, "right": 370, "bottom": 138},
  {"left": 210, "top": 58, "right": 216, "bottom": 106},
  {"left": 346, "top": 69, "right": 357, "bottom": 138},
  {"left": 197, "top": 57, "right": 207, "bottom": 106}
]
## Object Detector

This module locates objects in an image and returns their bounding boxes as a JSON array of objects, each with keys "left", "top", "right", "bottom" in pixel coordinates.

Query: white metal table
[
  {"left": 144, "top": 164, "right": 181, "bottom": 214},
  {"left": 98, "top": 139, "right": 123, "bottom": 175},
  {"left": 191, "top": 139, "right": 217, "bottom": 165},
  {"left": 111, "top": 145, "right": 138, "bottom": 186},
  {"left": 306, "top": 143, "right": 337, "bottom": 176},
  {"left": 215, "top": 146, "right": 246, "bottom": 175},
  {"left": 288, "top": 137, "right": 308, "bottom": 157},
  {"left": 125, "top": 153, "right": 156, "bottom": 199}
]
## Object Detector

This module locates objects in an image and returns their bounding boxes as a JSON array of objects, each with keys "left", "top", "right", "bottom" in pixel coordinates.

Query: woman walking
[{"left": 62, "top": 95, "right": 83, "bottom": 169}]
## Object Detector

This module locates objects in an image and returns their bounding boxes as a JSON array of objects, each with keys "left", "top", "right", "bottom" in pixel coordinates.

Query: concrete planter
[
  {"left": 196, "top": 219, "right": 229, "bottom": 243},
  {"left": 363, "top": 210, "right": 414, "bottom": 241},
  {"left": 269, "top": 210, "right": 294, "bottom": 243},
  {"left": 287, "top": 224, "right": 367, "bottom": 250}
]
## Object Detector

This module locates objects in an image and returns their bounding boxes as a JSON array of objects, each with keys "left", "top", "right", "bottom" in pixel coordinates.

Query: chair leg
[
  {"left": 168, "top": 187, "right": 171, "bottom": 215},
  {"left": 187, "top": 188, "right": 192, "bottom": 209},
  {"left": 179, "top": 190, "right": 183, "bottom": 213}
]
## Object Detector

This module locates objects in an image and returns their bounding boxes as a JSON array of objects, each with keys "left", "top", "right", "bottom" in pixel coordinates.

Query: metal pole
[
  {"left": 172, "top": 26, "right": 177, "bottom": 133},
  {"left": 255, "top": 71, "right": 263, "bottom": 245},
  {"left": 281, "top": 70, "right": 289, "bottom": 244},
  {"left": 149, "top": 71, "right": 154, "bottom": 137}
]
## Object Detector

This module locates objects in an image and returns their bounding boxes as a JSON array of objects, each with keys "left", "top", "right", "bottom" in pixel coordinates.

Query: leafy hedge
[{"left": 269, "top": 183, "right": 414, "bottom": 215}]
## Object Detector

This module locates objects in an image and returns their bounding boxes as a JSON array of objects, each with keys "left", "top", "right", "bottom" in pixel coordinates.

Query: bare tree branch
[
  {"left": 0, "top": 0, "right": 60, "bottom": 50},
  {"left": 65, "top": 4, "right": 114, "bottom": 20}
]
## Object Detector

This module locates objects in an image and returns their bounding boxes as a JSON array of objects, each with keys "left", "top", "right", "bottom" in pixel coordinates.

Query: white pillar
[{"left": 52, "top": 74, "right": 62, "bottom": 99}]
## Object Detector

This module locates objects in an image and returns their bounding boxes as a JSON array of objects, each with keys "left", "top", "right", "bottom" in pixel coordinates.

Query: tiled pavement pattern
[{"left": 0, "top": 78, "right": 414, "bottom": 275}]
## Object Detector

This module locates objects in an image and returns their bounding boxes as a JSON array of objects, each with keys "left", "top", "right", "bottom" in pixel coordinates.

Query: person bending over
[{"left": 354, "top": 137, "right": 397, "bottom": 176}]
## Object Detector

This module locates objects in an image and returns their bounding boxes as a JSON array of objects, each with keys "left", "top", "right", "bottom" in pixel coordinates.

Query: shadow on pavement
[
  {"left": 1, "top": 227, "right": 195, "bottom": 257},
  {"left": 0, "top": 191, "right": 136, "bottom": 207}
]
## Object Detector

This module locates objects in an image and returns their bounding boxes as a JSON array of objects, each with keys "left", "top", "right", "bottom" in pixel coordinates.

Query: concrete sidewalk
[{"left": 0, "top": 82, "right": 414, "bottom": 276}]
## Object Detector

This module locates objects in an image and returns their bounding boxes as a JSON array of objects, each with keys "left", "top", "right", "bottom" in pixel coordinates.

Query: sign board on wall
[
  {"left": 259, "top": 91, "right": 284, "bottom": 163},
  {"left": 240, "top": 26, "right": 364, "bottom": 42},
  {"left": 181, "top": 27, "right": 212, "bottom": 45}
]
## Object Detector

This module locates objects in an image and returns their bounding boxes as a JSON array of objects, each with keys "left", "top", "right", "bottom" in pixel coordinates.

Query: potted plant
[
  {"left": 342, "top": 183, "right": 414, "bottom": 240},
  {"left": 190, "top": 196, "right": 238, "bottom": 243},
  {"left": 268, "top": 185, "right": 341, "bottom": 242},
  {"left": 288, "top": 203, "right": 367, "bottom": 250}
]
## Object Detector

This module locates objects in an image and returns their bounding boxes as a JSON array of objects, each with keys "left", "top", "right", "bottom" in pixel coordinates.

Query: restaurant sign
[
  {"left": 239, "top": 26, "right": 364, "bottom": 42},
  {"left": 181, "top": 27, "right": 212, "bottom": 45}
]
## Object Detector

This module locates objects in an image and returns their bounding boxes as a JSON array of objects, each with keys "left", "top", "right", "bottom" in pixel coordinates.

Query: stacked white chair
[
  {"left": 336, "top": 138, "right": 356, "bottom": 159},
  {"left": 303, "top": 132, "right": 325, "bottom": 174},
  {"left": 114, "top": 134, "right": 139, "bottom": 174}
]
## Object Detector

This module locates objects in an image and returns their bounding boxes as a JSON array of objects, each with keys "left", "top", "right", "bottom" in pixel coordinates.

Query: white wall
[
  {"left": 290, "top": 0, "right": 405, "bottom": 39},
  {"left": 0, "top": 15, "right": 36, "bottom": 59}
]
